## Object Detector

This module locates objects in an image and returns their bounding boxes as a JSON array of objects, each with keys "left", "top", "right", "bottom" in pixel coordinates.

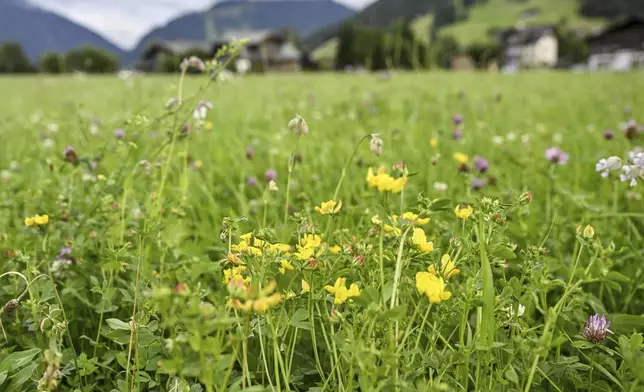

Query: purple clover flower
[
  {"left": 471, "top": 177, "right": 486, "bottom": 191},
  {"left": 452, "top": 128, "right": 463, "bottom": 141},
  {"left": 246, "top": 146, "right": 255, "bottom": 160},
  {"left": 545, "top": 147, "right": 569, "bottom": 165},
  {"left": 474, "top": 156, "right": 489, "bottom": 174},
  {"left": 114, "top": 129, "right": 125, "bottom": 139},
  {"left": 452, "top": 114, "right": 463, "bottom": 126},
  {"left": 603, "top": 130, "right": 614, "bottom": 140},
  {"left": 582, "top": 313, "right": 613, "bottom": 344},
  {"left": 264, "top": 168, "right": 277, "bottom": 182},
  {"left": 56, "top": 247, "right": 76, "bottom": 263},
  {"left": 247, "top": 176, "right": 257, "bottom": 187}
]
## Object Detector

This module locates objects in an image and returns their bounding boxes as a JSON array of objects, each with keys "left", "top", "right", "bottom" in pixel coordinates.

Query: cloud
[{"left": 27, "top": 0, "right": 375, "bottom": 49}]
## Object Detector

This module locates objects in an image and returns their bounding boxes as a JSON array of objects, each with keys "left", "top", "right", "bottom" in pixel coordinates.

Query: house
[
  {"left": 498, "top": 25, "right": 558, "bottom": 70},
  {"left": 139, "top": 30, "right": 302, "bottom": 72},
  {"left": 586, "top": 16, "right": 644, "bottom": 71},
  {"left": 214, "top": 30, "right": 302, "bottom": 72}
]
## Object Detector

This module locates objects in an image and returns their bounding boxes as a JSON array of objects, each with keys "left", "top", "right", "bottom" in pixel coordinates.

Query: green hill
[{"left": 307, "top": 0, "right": 643, "bottom": 66}]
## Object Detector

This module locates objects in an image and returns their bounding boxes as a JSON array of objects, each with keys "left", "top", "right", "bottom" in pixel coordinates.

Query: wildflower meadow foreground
[{"left": 0, "top": 63, "right": 643, "bottom": 391}]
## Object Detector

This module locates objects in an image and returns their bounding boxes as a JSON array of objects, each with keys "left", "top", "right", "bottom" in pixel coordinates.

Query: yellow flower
[
  {"left": 194, "top": 160, "right": 203, "bottom": 169},
  {"left": 25, "top": 214, "right": 49, "bottom": 227},
  {"left": 415, "top": 272, "right": 452, "bottom": 303},
  {"left": 430, "top": 138, "right": 438, "bottom": 147},
  {"left": 453, "top": 152, "right": 469, "bottom": 165},
  {"left": 428, "top": 254, "right": 460, "bottom": 280},
  {"left": 231, "top": 241, "right": 263, "bottom": 257},
  {"left": 269, "top": 243, "right": 291, "bottom": 254},
  {"left": 402, "top": 212, "right": 430, "bottom": 225},
  {"left": 301, "top": 234, "right": 322, "bottom": 249},
  {"left": 366, "top": 167, "right": 407, "bottom": 194},
  {"left": 411, "top": 228, "right": 434, "bottom": 254},
  {"left": 279, "top": 260, "right": 295, "bottom": 274},
  {"left": 324, "top": 278, "right": 361, "bottom": 305},
  {"left": 252, "top": 293, "right": 282, "bottom": 313},
  {"left": 371, "top": 215, "right": 382, "bottom": 225},
  {"left": 315, "top": 200, "right": 342, "bottom": 215},
  {"left": 455, "top": 205, "right": 474, "bottom": 220},
  {"left": 282, "top": 291, "right": 297, "bottom": 300},
  {"left": 329, "top": 245, "right": 342, "bottom": 254},
  {"left": 223, "top": 265, "right": 249, "bottom": 284},
  {"left": 301, "top": 279, "right": 310, "bottom": 293}
]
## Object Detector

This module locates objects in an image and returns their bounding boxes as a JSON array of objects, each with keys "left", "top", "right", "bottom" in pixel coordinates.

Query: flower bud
[
  {"left": 288, "top": 114, "right": 308, "bottom": 136},
  {"left": 369, "top": 134, "right": 383, "bottom": 156},
  {"left": 583, "top": 225, "right": 595, "bottom": 239},
  {"left": 3, "top": 299, "right": 19, "bottom": 314},
  {"left": 519, "top": 192, "right": 533, "bottom": 205}
]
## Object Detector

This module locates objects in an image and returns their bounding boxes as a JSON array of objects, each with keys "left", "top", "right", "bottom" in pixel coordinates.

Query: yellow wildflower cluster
[
  {"left": 315, "top": 200, "right": 342, "bottom": 215},
  {"left": 428, "top": 254, "right": 460, "bottom": 280},
  {"left": 231, "top": 233, "right": 291, "bottom": 258},
  {"left": 25, "top": 214, "right": 49, "bottom": 227},
  {"left": 415, "top": 272, "right": 452, "bottom": 303},
  {"left": 411, "top": 228, "right": 434, "bottom": 253},
  {"left": 294, "top": 234, "right": 324, "bottom": 260},
  {"left": 366, "top": 166, "right": 407, "bottom": 194},
  {"left": 324, "top": 278, "right": 361, "bottom": 305},
  {"left": 279, "top": 260, "right": 295, "bottom": 274},
  {"left": 372, "top": 211, "right": 430, "bottom": 236},
  {"left": 228, "top": 281, "right": 281, "bottom": 313},
  {"left": 454, "top": 205, "right": 474, "bottom": 220},
  {"left": 223, "top": 265, "right": 251, "bottom": 286}
]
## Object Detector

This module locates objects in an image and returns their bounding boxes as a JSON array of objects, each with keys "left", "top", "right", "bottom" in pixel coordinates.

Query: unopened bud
[
  {"left": 369, "top": 134, "right": 383, "bottom": 156},
  {"left": 288, "top": 114, "right": 309, "bottom": 136},
  {"left": 3, "top": 299, "right": 19, "bottom": 314},
  {"left": 583, "top": 225, "right": 595, "bottom": 239},
  {"left": 180, "top": 56, "right": 206, "bottom": 72},
  {"left": 519, "top": 192, "right": 533, "bottom": 205}
]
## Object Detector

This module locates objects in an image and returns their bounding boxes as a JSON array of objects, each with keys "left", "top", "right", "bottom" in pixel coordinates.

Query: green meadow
[{"left": 0, "top": 71, "right": 643, "bottom": 392}]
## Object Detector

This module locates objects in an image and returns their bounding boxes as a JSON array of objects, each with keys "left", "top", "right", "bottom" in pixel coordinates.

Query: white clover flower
[
  {"left": 42, "top": 138, "right": 55, "bottom": 149},
  {"left": 235, "top": 58, "right": 251, "bottom": 74},
  {"left": 369, "top": 134, "right": 384, "bottom": 156},
  {"left": 180, "top": 56, "right": 206, "bottom": 72},
  {"left": 521, "top": 134, "right": 530, "bottom": 145},
  {"left": 268, "top": 180, "right": 279, "bottom": 192},
  {"left": 492, "top": 135, "right": 504, "bottom": 145},
  {"left": 433, "top": 182, "right": 448, "bottom": 192},
  {"left": 47, "top": 123, "right": 59, "bottom": 133},
  {"left": 288, "top": 114, "right": 309, "bottom": 136},
  {"left": 552, "top": 133, "right": 563, "bottom": 143},
  {"left": 506, "top": 132, "right": 516, "bottom": 142},
  {"left": 89, "top": 123, "right": 100, "bottom": 135},
  {"left": 193, "top": 100, "right": 213, "bottom": 120},
  {"left": 1, "top": 170, "right": 10, "bottom": 182},
  {"left": 596, "top": 156, "right": 622, "bottom": 178}
]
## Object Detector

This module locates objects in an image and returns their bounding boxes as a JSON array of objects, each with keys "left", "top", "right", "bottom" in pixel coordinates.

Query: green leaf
[
  {"left": 6, "top": 363, "right": 38, "bottom": 392},
  {"left": 379, "top": 305, "right": 407, "bottom": 321},
  {"left": 0, "top": 371, "right": 7, "bottom": 385},
  {"left": 592, "top": 361, "right": 623, "bottom": 389},
  {"left": 572, "top": 340, "right": 595, "bottom": 350},
  {"left": 430, "top": 198, "right": 451, "bottom": 211},
  {"left": 491, "top": 245, "right": 517, "bottom": 260},
  {"left": 106, "top": 318, "right": 131, "bottom": 331},
  {"left": 630, "top": 333, "right": 643, "bottom": 350},
  {"left": 0, "top": 348, "right": 41, "bottom": 372},
  {"left": 609, "top": 314, "right": 644, "bottom": 335},
  {"left": 505, "top": 366, "right": 519, "bottom": 384},
  {"left": 289, "top": 309, "right": 312, "bottom": 330}
]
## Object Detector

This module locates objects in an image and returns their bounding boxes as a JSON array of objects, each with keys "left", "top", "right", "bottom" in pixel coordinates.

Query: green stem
[
  {"left": 477, "top": 218, "right": 495, "bottom": 347},
  {"left": 331, "top": 134, "right": 371, "bottom": 202},
  {"left": 390, "top": 226, "right": 413, "bottom": 310},
  {"left": 92, "top": 270, "right": 114, "bottom": 358}
]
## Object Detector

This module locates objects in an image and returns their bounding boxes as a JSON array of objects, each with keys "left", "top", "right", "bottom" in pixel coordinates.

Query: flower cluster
[
  {"left": 315, "top": 200, "right": 342, "bottom": 215},
  {"left": 596, "top": 148, "right": 644, "bottom": 186},
  {"left": 325, "top": 277, "right": 361, "bottom": 305},
  {"left": 25, "top": 214, "right": 49, "bottom": 227},
  {"left": 228, "top": 280, "right": 282, "bottom": 313},
  {"left": 545, "top": 147, "right": 569, "bottom": 165},
  {"left": 366, "top": 166, "right": 407, "bottom": 193},
  {"left": 582, "top": 313, "right": 613, "bottom": 344}
]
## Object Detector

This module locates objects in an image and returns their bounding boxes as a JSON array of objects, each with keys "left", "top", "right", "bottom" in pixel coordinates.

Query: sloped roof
[
  {"left": 160, "top": 40, "right": 212, "bottom": 54},
  {"left": 217, "top": 30, "right": 283, "bottom": 44},
  {"left": 499, "top": 25, "right": 555, "bottom": 46}
]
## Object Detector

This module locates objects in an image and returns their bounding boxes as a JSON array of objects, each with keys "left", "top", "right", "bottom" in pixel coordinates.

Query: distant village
[{"left": 142, "top": 16, "right": 644, "bottom": 74}]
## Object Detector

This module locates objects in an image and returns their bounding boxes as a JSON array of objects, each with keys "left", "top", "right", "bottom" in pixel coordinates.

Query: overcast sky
[{"left": 27, "top": 0, "right": 376, "bottom": 49}]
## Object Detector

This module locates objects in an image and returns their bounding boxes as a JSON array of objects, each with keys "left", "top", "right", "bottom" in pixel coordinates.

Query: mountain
[
  {"left": 127, "top": 0, "right": 355, "bottom": 64},
  {"left": 0, "top": 0, "right": 125, "bottom": 62}
]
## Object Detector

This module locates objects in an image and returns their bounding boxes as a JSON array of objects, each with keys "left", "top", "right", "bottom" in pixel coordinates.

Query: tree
[
  {"left": 39, "top": 52, "right": 65, "bottom": 73},
  {"left": 0, "top": 42, "right": 32, "bottom": 73},
  {"left": 466, "top": 41, "right": 501, "bottom": 68},
  {"left": 433, "top": 36, "right": 462, "bottom": 69},
  {"left": 555, "top": 19, "right": 590, "bottom": 65},
  {"left": 65, "top": 46, "right": 119, "bottom": 73},
  {"left": 336, "top": 21, "right": 358, "bottom": 69}
]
